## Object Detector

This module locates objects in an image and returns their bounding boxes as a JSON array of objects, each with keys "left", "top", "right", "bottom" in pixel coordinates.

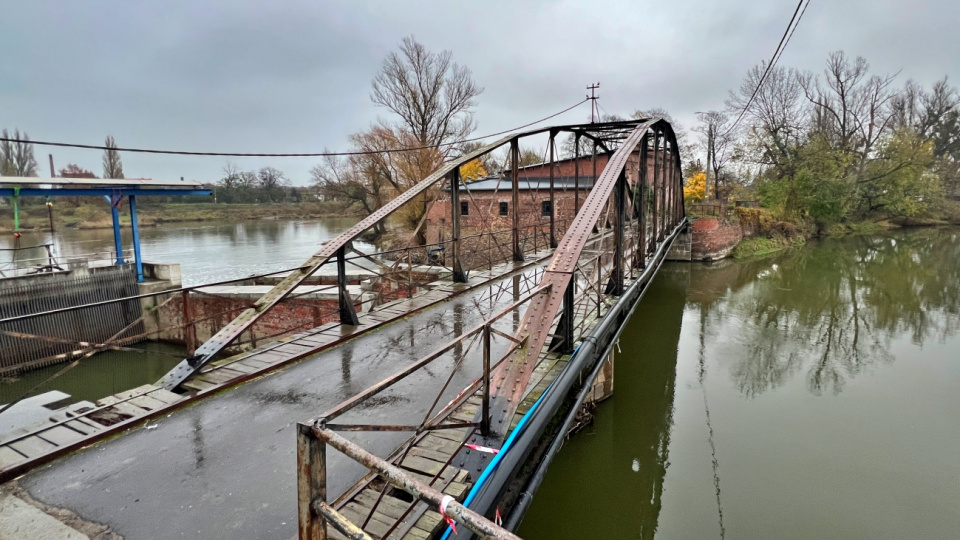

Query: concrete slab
[{"left": 0, "top": 493, "right": 88, "bottom": 540}]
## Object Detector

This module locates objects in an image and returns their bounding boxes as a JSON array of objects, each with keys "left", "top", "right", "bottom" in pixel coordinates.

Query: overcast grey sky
[{"left": 2, "top": 1, "right": 958, "bottom": 185}]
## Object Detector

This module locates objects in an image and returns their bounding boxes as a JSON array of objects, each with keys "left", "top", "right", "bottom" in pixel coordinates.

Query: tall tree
[
  {"left": 695, "top": 111, "right": 735, "bottom": 198},
  {"left": 102, "top": 135, "right": 124, "bottom": 179},
  {"left": 314, "top": 36, "right": 483, "bottom": 240},
  {"left": 371, "top": 35, "right": 483, "bottom": 157},
  {"left": 0, "top": 129, "right": 39, "bottom": 176}
]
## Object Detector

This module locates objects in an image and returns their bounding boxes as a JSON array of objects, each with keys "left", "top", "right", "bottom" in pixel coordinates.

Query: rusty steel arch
[
  {"left": 483, "top": 117, "right": 686, "bottom": 439},
  {"left": 159, "top": 118, "right": 665, "bottom": 391}
]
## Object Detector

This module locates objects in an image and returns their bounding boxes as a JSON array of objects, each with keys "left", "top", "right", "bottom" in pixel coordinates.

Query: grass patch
[{"left": 733, "top": 237, "right": 790, "bottom": 259}]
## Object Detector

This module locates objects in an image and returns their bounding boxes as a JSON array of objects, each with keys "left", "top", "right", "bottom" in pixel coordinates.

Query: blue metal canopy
[{"left": 1, "top": 177, "right": 212, "bottom": 282}]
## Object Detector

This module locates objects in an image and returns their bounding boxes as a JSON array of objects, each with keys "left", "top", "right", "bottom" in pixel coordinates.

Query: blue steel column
[
  {"left": 109, "top": 194, "right": 125, "bottom": 265},
  {"left": 129, "top": 195, "right": 144, "bottom": 282}
]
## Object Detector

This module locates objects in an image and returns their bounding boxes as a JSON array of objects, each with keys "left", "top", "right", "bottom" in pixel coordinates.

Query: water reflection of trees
[{"left": 694, "top": 229, "right": 960, "bottom": 396}]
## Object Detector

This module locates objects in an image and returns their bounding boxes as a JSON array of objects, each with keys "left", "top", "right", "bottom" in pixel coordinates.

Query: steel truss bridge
[{"left": 0, "top": 118, "right": 685, "bottom": 540}]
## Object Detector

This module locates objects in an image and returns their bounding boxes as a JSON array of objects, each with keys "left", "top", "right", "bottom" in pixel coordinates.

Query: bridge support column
[
  {"left": 511, "top": 139, "right": 524, "bottom": 262},
  {"left": 551, "top": 280, "right": 576, "bottom": 355},
  {"left": 574, "top": 132, "right": 581, "bottom": 215},
  {"left": 109, "top": 194, "right": 124, "bottom": 265},
  {"left": 337, "top": 246, "right": 359, "bottom": 326},
  {"left": 296, "top": 422, "right": 327, "bottom": 540},
  {"left": 650, "top": 130, "right": 660, "bottom": 253},
  {"left": 548, "top": 129, "right": 557, "bottom": 249},
  {"left": 448, "top": 169, "right": 467, "bottom": 283},
  {"left": 128, "top": 195, "right": 144, "bottom": 282},
  {"left": 636, "top": 134, "right": 648, "bottom": 269},
  {"left": 607, "top": 170, "right": 626, "bottom": 296},
  {"left": 587, "top": 348, "right": 615, "bottom": 404}
]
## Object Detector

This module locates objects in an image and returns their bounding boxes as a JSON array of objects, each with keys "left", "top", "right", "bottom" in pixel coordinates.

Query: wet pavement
[{"left": 18, "top": 267, "right": 545, "bottom": 540}]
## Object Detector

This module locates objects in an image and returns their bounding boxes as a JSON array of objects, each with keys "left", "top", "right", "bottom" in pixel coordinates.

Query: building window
[
  {"left": 541, "top": 200, "right": 553, "bottom": 216},
  {"left": 499, "top": 202, "right": 509, "bottom": 216},
  {"left": 461, "top": 201, "right": 469, "bottom": 216}
]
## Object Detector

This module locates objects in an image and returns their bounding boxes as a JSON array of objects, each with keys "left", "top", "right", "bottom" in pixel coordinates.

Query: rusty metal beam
[
  {"left": 449, "top": 168, "right": 467, "bottom": 283},
  {"left": 311, "top": 426, "right": 522, "bottom": 540},
  {"left": 483, "top": 118, "right": 660, "bottom": 439},
  {"left": 510, "top": 139, "right": 523, "bottom": 262}
]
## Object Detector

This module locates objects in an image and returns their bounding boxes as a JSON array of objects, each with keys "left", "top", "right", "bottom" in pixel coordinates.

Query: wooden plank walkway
[
  {"left": 323, "top": 256, "right": 653, "bottom": 539},
  {"left": 0, "top": 251, "right": 555, "bottom": 482},
  {"left": 325, "top": 351, "right": 572, "bottom": 539}
]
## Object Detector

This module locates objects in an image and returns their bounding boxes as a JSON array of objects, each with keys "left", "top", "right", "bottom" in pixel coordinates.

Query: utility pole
[{"left": 587, "top": 83, "right": 600, "bottom": 123}]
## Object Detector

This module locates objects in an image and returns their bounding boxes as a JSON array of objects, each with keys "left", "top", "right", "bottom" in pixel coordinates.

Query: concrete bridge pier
[
  {"left": 587, "top": 348, "right": 615, "bottom": 404},
  {"left": 666, "top": 222, "right": 692, "bottom": 261}
]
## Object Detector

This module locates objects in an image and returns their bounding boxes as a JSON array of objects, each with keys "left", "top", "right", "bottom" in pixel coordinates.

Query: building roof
[
  {"left": 452, "top": 176, "right": 596, "bottom": 192},
  {"left": 0, "top": 177, "right": 211, "bottom": 198},
  {"left": 0, "top": 177, "right": 204, "bottom": 188}
]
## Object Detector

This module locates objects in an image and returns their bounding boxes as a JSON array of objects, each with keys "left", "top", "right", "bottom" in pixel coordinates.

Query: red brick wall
[{"left": 691, "top": 217, "right": 743, "bottom": 260}]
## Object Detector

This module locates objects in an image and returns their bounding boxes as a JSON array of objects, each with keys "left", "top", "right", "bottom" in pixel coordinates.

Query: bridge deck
[
  {"left": 0, "top": 251, "right": 551, "bottom": 482},
  {"left": 4, "top": 251, "right": 554, "bottom": 539},
  {"left": 325, "top": 353, "right": 570, "bottom": 539}
]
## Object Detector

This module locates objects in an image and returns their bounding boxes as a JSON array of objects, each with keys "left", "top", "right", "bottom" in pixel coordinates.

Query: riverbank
[
  {"left": 721, "top": 201, "right": 960, "bottom": 260},
  {"left": 0, "top": 200, "right": 363, "bottom": 233}
]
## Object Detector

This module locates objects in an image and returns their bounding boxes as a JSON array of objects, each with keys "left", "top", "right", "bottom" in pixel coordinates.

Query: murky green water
[
  {"left": 520, "top": 228, "right": 960, "bottom": 539},
  {"left": 0, "top": 342, "right": 184, "bottom": 405}
]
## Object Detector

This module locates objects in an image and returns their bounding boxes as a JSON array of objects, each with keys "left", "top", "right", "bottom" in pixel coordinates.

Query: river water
[
  {"left": 1, "top": 216, "right": 369, "bottom": 286},
  {"left": 519, "top": 228, "right": 960, "bottom": 539},
  {"left": 1, "top": 217, "right": 365, "bottom": 405}
]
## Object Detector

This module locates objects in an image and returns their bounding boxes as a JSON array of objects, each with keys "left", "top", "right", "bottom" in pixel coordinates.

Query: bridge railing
[
  {"left": 158, "top": 119, "right": 649, "bottom": 390},
  {"left": 294, "top": 118, "right": 688, "bottom": 537},
  {"left": 296, "top": 283, "right": 550, "bottom": 539}
]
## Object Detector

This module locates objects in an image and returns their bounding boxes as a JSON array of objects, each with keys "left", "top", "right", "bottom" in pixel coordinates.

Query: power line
[
  {"left": 724, "top": 0, "right": 809, "bottom": 136},
  {"left": 0, "top": 98, "right": 590, "bottom": 159}
]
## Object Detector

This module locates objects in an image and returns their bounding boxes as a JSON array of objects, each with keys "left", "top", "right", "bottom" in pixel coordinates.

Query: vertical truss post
[
  {"left": 297, "top": 422, "right": 327, "bottom": 540},
  {"left": 337, "top": 246, "right": 359, "bottom": 326},
  {"left": 481, "top": 323, "right": 491, "bottom": 436},
  {"left": 554, "top": 279, "right": 576, "bottom": 355},
  {"left": 650, "top": 130, "right": 660, "bottom": 252},
  {"left": 574, "top": 132, "right": 581, "bottom": 214},
  {"left": 636, "top": 134, "right": 648, "bottom": 268},
  {"left": 182, "top": 290, "right": 196, "bottom": 357},
  {"left": 667, "top": 142, "right": 675, "bottom": 229},
  {"left": 548, "top": 129, "right": 557, "bottom": 248},
  {"left": 511, "top": 139, "right": 524, "bottom": 262},
  {"left": 608, "top": 170, "right": 626, "bottom": 296},
  {"left": 449, "top": 168, "right": 467, "bottom": 283},
  {"left": 658, "top": 135, "right": 667, "bottom": 241}
]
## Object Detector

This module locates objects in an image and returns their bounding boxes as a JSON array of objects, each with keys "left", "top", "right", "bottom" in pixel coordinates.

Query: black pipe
[{"left": 452, "top": 219, "right": 687, "bottom": 539}]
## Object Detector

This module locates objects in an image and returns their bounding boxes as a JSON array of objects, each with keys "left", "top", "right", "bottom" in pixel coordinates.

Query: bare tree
[
  {"left": 371, "top": 35, "right": 483, "bottom": 157},
  {"left": 256, "top": 166, "right": 289, "bottom": 202},
  {"left": 102, "top": 135, "right": 124, "bottom": 179},
  {"left": 801, "top": 52, "right": 899, "bottom": 180},
  {"left": 726, "top": 62, "right": 808, "bottom": 171},
  {"left": 695, "top": 111, "right": 736, "bottom": 197},
  {"left": 0, "top": 129, "right": 38, "bottom": 176}
]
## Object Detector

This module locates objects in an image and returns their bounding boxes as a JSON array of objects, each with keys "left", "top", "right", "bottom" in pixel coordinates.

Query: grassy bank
[
  {"left": 0, "top": 200, "right": 363, "bottom": 232},
  {"left": 726, "top": 202, "right": 960, "bottom": 260}
]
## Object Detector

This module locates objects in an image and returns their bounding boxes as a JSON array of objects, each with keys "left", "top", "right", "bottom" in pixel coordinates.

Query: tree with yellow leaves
[
  {"left": 459, "top": 158, "right": 487, "bottom": 181},
  {"left": 684, "top": 172, "right": 706, "bottom": 202}
]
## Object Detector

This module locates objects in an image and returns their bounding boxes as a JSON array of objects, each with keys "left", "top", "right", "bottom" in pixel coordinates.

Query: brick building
[{"left": 423, "top": 151, "right": 668, "bottom": 245}]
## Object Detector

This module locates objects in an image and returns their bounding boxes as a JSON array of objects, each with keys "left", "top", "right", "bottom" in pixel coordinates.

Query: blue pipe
[{"left": 441, "top": 343, "right": 582, "bottom": 539}]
